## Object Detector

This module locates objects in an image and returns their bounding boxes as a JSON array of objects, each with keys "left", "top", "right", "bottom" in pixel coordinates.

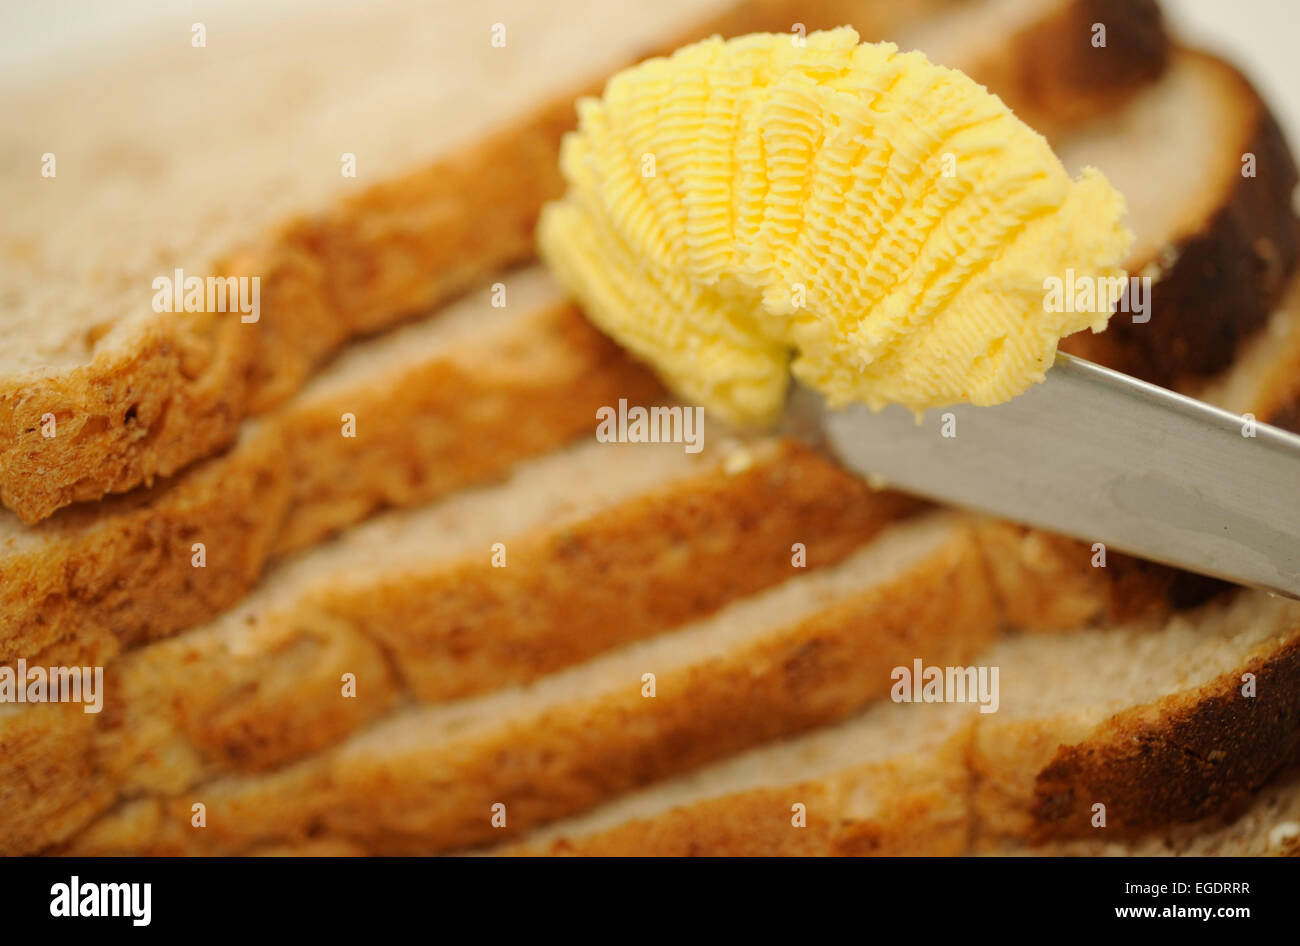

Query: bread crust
[
  {"left": 0, "top": 0, "right": 1167, "bottom": 522},
  {"left": 967, "top": 0, "right": 1167, "bottom": 137},
  {"left": 0, "top": 308, "right": 256, "bottom": 523},
  {"left": 1061, "top": 52, "right": 1300, "bottom": 388},
  {"left": 1028, "top": 632, "right": 1300, "bottom": 839}
]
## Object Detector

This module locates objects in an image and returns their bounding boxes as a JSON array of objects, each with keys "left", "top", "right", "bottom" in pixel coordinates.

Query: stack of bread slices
[{"left": 3, "top": 0, "right": 1299, "bottom": 856}]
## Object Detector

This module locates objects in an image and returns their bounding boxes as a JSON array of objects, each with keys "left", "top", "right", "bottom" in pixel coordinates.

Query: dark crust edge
[
  {"left": 1063, "top": 52, "right": 1300, "bottom": 388},
  {"left": 994, "top": 0, "right": 1169, "bottom": 132},
  {"left": 1032, "top": 624, "right": 1300, "bottom": 839}
]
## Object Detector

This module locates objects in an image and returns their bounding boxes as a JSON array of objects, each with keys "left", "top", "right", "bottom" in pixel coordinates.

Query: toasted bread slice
[
  {"left": 60, "top": 514, "right": 995, "bottom": 856},
  {"left": 499, "top": 591, "right": 1300, "bottom": 855},
  {"left": 0, "top": 0, "right": 1167, "bottom": 522}
]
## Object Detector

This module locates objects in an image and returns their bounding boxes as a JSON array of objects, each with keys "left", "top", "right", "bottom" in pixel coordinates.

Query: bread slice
[
  {"left": 2, "top": 436, "right": 915, "bottom": 854},
  {"left": 2, "top": 43, "right": 1284, "bottom": 672},
  {"left": 0, "top": 0, "right": 1167, "bottom": 522},
  {"left": 500, "top": 591, "right": 1300, "bottom": 855},
  {"left": 506, "top": 704, "right": 977, "bottom": 856},
  {"left": 0, "top": 268, "right": 660, "bottom": 670},
  {"left": 970, "top": 593, "right": 1300, "bottom": 845},
  {"left": 1057, "top": 50, "right": 1300, "bottom": 388},
  {"left": 61, "top": 513, "right": 997, "bottom": 856}
]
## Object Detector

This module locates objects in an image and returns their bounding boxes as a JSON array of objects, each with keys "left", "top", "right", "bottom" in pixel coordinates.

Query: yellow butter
[{"left": 538, "top": 27, "right": 1132, "bottom": 425}]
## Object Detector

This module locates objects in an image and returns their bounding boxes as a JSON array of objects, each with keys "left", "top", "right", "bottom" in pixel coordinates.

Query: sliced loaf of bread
[
  {"left": 3, "top": 45, "right": 1289, "bottom": 673},
  {"left": 18, "top": 273, "right": 1300, "bottom": 853}
]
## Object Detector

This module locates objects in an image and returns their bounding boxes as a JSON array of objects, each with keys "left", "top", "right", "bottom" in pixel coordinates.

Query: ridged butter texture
[{"left": 538, "top": 28, "right": 1132, "bottom": 424}]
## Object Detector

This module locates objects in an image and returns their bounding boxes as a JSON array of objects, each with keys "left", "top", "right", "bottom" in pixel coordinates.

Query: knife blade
[{"left": 794, "top": 352, "right": 1300, "bottom": 598}]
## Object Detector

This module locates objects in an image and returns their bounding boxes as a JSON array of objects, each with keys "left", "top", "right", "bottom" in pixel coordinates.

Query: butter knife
[{"left": 794, "top": 353, "right": 1300, "bottom": 598}]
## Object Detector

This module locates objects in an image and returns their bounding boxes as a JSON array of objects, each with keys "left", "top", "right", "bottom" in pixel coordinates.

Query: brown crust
[
  {"left": 1062, "top": 52, "right": 1300, "bottom": 388},
  {"left": 63, "top": 527, "right": 994, "bottom": 855},
  {"left": 0, "top": 303, "right": 661, "bottom": 671},
  {"left": 967, "top": 0, "right": 1168, "bottom": 137},
  {"left": 1030, "top": 631, "right": 1300, "bottom": 840},
  {"left": 0, "top": 0, "right": 1167, "bottom": 522},
  {"left": 0, "top": 307, "right": 256, "bottom": 523}
]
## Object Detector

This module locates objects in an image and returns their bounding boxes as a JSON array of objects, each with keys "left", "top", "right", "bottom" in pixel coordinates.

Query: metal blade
[{"left": 805, "top": 353, "right": 1300, "bottom": 598}]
